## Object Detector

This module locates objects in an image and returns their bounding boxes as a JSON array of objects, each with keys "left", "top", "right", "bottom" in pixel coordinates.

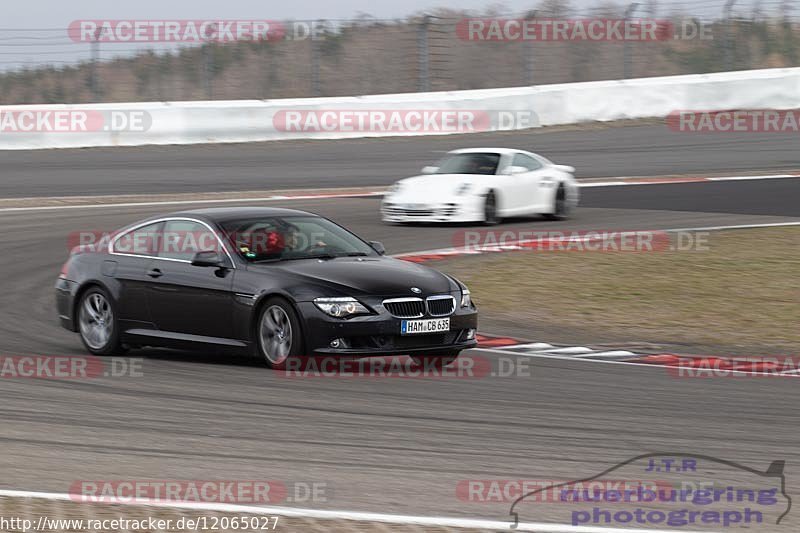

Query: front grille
[
  {"left": 426, "top": 296, "right": 456, "bottom": 317},
  {"left": 395, "top": 209, "right": 433, "bottom": 217},
  {"left": 383, "top": 298, "right": 425, "bottom": 318},
  {"left": 383, "top": 205, "right": 434, "bottom": 217}
]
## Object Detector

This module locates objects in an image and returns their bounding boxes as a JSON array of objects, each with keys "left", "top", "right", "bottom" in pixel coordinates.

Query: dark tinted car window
[
  {"left": 436, "top": 153, "right": 500, "bottom": 175},
  {"left": 159, "top": 220, "right": 215, "bottom": 262},
  {"left": 111, "top": 221, "right": 164, "bottom": 257},
  {"left": 221, "top": 216, "right": 376, "bottom": 262}
]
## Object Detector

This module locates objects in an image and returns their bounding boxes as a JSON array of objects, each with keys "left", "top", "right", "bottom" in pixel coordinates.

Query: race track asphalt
[
  {"left": 1, "top": 123, "right": 799, "bottom": 197},
  {"left": 0, "top": 174, "right": 797, "bottom": 529}
]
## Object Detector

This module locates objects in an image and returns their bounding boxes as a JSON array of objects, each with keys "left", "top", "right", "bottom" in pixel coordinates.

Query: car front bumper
[
  {"left": 297, "top": 301, "right": 478, "bottom": 356},
  {"left": 381, "top": 197, "right": 484, "bottom": 223}
]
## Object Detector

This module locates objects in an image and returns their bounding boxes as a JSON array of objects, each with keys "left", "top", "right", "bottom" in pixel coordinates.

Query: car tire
[
  {"left": 77, "top": 286, "right": 123, "bottom": 356},
  {"left": 544, "top": 184, "right": 569, "bottom": 220},
  {"left": 483, "top": 190, "right": 500, "bottom": 225},
  {"left": 256, "top": 297, "right": 305, "bottom": 370},
  {"left": 410, "top": 352, "right": 460, "bottom": 368}
]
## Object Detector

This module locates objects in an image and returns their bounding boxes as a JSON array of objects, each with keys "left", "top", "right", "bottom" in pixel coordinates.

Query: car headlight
[
  {"left": 314, "top": 297, "right": 370, "bottom": 318},
  {"left": 460, "top": 288, "right": 472, "bottom": 308},
  {"left": 455, "top": 183, "right": 471, "bottom": 195},
  {"left": 388, "top": 182, "right": 403, "bottom": 195}
]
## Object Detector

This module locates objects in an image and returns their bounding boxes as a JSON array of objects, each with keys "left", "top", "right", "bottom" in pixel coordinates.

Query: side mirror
[
  {"left": 191, "top": 250, "right": 226, "bottom": 268},
  {"left": 369, "top": 241, "right": 386, "bottom": 256},
  {"left": 421, "top": 166, "right": 439, "bottom": 174},
  {"left": 504, "top": 165, "right": 528, "bottom": 175}
]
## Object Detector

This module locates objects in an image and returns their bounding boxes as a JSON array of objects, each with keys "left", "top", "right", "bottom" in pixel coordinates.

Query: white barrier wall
[{"left": 1, "top": 67, "right": 799, "bottom": 150}]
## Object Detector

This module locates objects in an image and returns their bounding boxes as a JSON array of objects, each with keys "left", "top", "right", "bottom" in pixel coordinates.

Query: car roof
[
  {"left": 448, "top": 147, "right": 522, "bottom": 156},
  {"left": 164, "top": 206, "right": 318, "bottom": 223}
]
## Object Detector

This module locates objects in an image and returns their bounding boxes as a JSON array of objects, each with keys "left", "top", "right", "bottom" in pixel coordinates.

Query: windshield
[
  {"left": 435, "top": 153, "right": 500, "bottom": 175},
  {"left": 220, "top": 216, "right": 377, "bottom": 262}
]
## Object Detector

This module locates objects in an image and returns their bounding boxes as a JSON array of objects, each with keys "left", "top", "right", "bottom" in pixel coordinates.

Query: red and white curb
[
  {"left": 477, "top": 335, "right": 640, "bottom": 363},
  {"left": 476, "top": 335, "right": 799, "bottom": 377}
]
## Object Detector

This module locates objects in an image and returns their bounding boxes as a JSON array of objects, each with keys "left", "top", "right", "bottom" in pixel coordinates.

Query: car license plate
[{"left": 401, "top": 318, "right": 450, "bottom": 335}]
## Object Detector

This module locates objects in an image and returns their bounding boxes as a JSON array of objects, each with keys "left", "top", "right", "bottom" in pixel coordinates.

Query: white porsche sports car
[{"left": 381, "top": 148, "right": 579, "bottom": 224}]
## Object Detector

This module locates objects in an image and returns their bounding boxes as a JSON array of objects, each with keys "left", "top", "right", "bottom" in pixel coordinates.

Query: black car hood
[{"left": 247, "top": 256, "right": 456, "bottom": 298}]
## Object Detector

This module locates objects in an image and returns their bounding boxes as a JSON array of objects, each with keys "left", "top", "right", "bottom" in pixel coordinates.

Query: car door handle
[{"left": 146, "top": 268, "right": 163, "bottom": 279}]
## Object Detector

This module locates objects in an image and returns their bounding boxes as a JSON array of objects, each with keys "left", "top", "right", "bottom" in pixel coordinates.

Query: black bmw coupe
[{"left": 56, "top": 207, "right": 478, "bottom": 369}]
